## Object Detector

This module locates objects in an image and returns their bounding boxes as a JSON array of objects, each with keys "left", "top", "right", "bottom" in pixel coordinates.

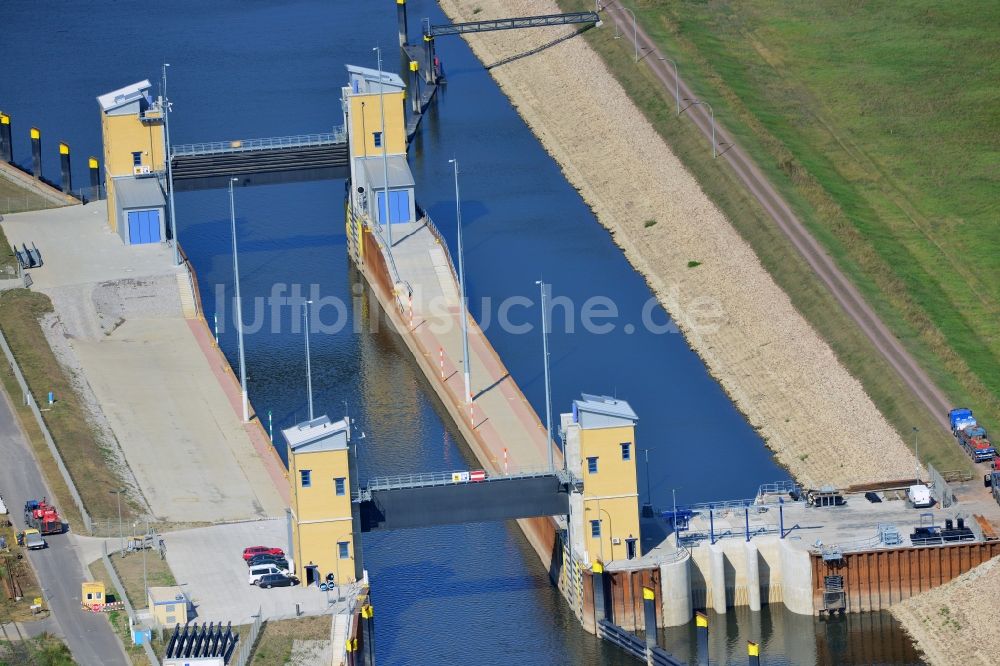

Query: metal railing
[
  {"left": 419, "top": 207, "right": 459, "bottom": 283},
  {"left": 356, "top": 467, "right": 570, "bottom": 500},
  {"left": 171, "top": 129, "right": 346, "bottom": 157},
  {"left": 428, "top": 11, "right": 600, "bottom": 37},
  {"left": 101, "top": 541, "right": 161, "bottom": 665},
  {"left": 231, "top": 609, "right": 263, "bottom": 666}
]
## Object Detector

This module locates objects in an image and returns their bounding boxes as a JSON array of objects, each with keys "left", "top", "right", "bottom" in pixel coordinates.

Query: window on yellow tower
[
  {"left": 338, "top": 541, "right": 350, "bottom": 559},
  {"left": 590, "top": 520, "right": 601, "bottom": 537},
  {"left": 587, "top": 457, "right": 598, "bottom": 474},
  {"left": 300, "top": 470, "right": 311, "bottom": 488},
  {"left": 335, "top": 477, "right": 346, "bottom": 496},
  {"left": 621, "top": 443, "right": 631, "bottom": 461}
]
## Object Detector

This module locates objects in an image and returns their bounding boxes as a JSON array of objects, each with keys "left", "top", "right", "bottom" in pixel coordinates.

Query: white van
[
  {"left": 0, "top": 494, "right": 7, "bottom": 515},
  {"left": 248, "top": 560, "right": 293, "bottom": 586},
  {"left": 907, "top": 484, "right": 933, "bottom": 508}
]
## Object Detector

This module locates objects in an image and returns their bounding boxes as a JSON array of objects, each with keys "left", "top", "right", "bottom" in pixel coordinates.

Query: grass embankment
[
  {"left": 0, "top": 223, "right": 16, "bottom": 277},
  {"left": 0, "top": 289, "right": 136, "bottom": 525},
  {"left": 559, "top": 0, "right": 994, "bottom": 474},
  {"left": 0, "top": 169, "right": 64, "bottom": 216},
  {"left": 248, "top": 615, "right": 331, "bottom": 666},
  {"left": 0, "top": 633, "right": 73, "bottom": 666}
]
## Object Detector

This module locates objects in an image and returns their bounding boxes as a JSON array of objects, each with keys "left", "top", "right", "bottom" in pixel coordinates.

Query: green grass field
[{"left": 554, "top": 0, "right": 999, "bottom": 473}]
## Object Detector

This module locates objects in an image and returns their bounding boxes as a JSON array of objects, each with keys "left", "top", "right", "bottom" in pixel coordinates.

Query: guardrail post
[
  {"left": 592, "top": 562, "right": 607, "bottom": 625},
  {"left": 779, "top": 498, "right": 785, "bottom": 538},
  {"left": 748, "top": 640, "right": 760, "bottom": 665},
  {"left": 643, "top": 586, "right": 656, "bottom": 651},
  {"left": 696, "top": 611, "right": 708, "bottom": 666},
  {"left": 0, "top": 112, "right": 12, "bottom": 162},
  {"left": 59, "top": 142, "right": 72, "bottom": 193},
  {"left": 30, "top": 127, "right": 41, "bottom": 178},
  {"left": 89, "top": 156, "right": 100, "bottom": 200}
]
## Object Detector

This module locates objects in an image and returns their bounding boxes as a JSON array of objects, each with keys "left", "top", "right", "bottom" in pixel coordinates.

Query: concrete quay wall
[{"left": 351, "top": 225, "right": 576, "bottom": 622}]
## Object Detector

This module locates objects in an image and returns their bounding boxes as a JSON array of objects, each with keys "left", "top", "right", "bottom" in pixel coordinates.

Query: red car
[{"left": 242, "top": 546, "right": 284, "bottom": 561}]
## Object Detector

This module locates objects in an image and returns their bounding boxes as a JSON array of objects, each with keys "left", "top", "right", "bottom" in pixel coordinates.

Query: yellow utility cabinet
[
  {"left": 81, "top": 581, "right": 106, "bottom": 610},
  {"left": 147, "top": 586, "right": 189, "bottom": 627}
]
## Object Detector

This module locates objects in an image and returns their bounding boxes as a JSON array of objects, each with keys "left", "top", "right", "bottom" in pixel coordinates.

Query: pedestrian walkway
[
  {"left": 2, "top": 203, "right": 287, "bottom": 522},
  {"left": 376, "top": 219, "right": 559, "bottom": 479}
]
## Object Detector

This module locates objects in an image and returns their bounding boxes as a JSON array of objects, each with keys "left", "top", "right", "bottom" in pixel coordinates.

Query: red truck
[
  {"left": 958, "top": 425, "right": 995, "bottom": 463},
  {"left": 23, "top": 499, "right": 62, "bottom": 535}
]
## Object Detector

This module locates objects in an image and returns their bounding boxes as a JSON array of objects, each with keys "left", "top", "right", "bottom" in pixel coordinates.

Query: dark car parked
[
  {"left": 247, "top": 554, "right": 289, "bottom": 569},
  {"left": 256, "top": 573, "right": 298, "bottom": 589}
]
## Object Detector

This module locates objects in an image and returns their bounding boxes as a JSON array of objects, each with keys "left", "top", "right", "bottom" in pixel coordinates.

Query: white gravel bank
[{"left": 438, "top": 0, "right": 918, "bottom": 487}]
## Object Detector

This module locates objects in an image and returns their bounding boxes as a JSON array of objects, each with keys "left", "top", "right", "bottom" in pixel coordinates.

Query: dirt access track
[{"left": 438, "top": 0, "right": 919, "bottom": 488}]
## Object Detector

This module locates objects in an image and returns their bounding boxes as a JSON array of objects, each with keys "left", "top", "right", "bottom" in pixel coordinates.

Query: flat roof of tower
[
  {"left": 346, "top": 64, "right": 405, "bottom": 94},
  {"left": 97, "top": 80, "right": 152, "bottom": 112},
  {"left": 282, "top": 415, "right": 349, "bottom": 453},
  {"left": 575, "top": 394, "right": 638, "bottom": 421}
]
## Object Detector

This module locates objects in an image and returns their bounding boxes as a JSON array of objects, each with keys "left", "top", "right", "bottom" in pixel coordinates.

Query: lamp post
[
  {"left": 536, "top": 280, "right": 554, "bottom": 471},
  {"left": 162, "top": 63, "right": 179, "bottom": 266},
  {"left": 109, "top": 489, "right": 125, "bottom": 556},
  {"left": 642, "top": 448, "right": 653, "bottom": 507},
  {"left": 303, "top": 300, "right": 314, "bottom": 421},
  {"left": 657, "top": 57, "right": 680, "bottom": 115},
  {"left": 623, "top": 7, "right": 638, "bottom": 62},
  {"left": 373, "top": 46, "right": 393, "bottom": 251},
  {"left": 599, "top": 504, "right": 616, "bottom": 562},
  {"left": 228, "top": 177, "right": 249, "bottom": 422},
  {"left": 673, "top": 488, "right": 679, "bottom": 548},
  {"left": 913, "top": 426, "right": 920, "bottom": 481},
  {"left": 449, "top": 158, "right": 472, "bottom": 405},
  {"left": 683, "top": 98, "right": 716, "bottom": 159}
]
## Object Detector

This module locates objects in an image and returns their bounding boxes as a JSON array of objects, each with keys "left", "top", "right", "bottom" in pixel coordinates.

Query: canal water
[{"left": 3, "top": 1, "right": 919, "bottom": 663}]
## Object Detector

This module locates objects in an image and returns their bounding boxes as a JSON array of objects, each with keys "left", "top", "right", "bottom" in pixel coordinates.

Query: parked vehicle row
[
  {"left": 242, "top": 545, "right": 298, "bottom": 588},
  {"left": 948, "top": 408, "right": 997, "bottom": 463}
]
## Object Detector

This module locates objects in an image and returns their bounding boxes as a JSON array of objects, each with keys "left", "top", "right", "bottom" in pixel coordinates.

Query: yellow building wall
[
  {"left": 151, "top": 600, "right": 188, "bottom": 626},
  {"left": 349, "top": 92, "right": 406, "bottom": 159},
  {"left": 288, "top": 445, "right": 357, "bottom": 585},
  {"left": 294, "top": 520, "right": 357, "bottom": 585},
  {"left": 580, "top": 424, "right": 641, "bottom": 562},
  {"left": 100, "top": 110, "right": 164, "bottom": 232},
  {"left": 101, "top": 113, "right": 164, "bottom": 176}
]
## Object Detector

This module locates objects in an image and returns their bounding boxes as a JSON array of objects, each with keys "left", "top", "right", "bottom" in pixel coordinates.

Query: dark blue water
[{"left": 3, "top": 1, "right": 918, "bottom": 663}]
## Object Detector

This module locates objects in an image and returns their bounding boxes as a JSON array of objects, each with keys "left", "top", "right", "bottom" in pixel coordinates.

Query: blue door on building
[
  {"left": 127, "top": 210, "right": 161, "bottom": 244},
  {"left": 376, "top": 190, "right": 410, "bottom": 224}
]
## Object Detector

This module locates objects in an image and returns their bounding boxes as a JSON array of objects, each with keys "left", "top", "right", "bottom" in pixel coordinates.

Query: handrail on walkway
[
  {"left": 356, "top": 467, "right": 571, "bottom": 501},
  {"left": 171, "top": 129, "right": 346, "bottom": 158}
]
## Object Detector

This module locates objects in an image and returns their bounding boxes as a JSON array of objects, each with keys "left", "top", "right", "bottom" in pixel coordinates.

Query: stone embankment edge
[{"left": 0, "top": 161, "right": 80, "bottom": 207}]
